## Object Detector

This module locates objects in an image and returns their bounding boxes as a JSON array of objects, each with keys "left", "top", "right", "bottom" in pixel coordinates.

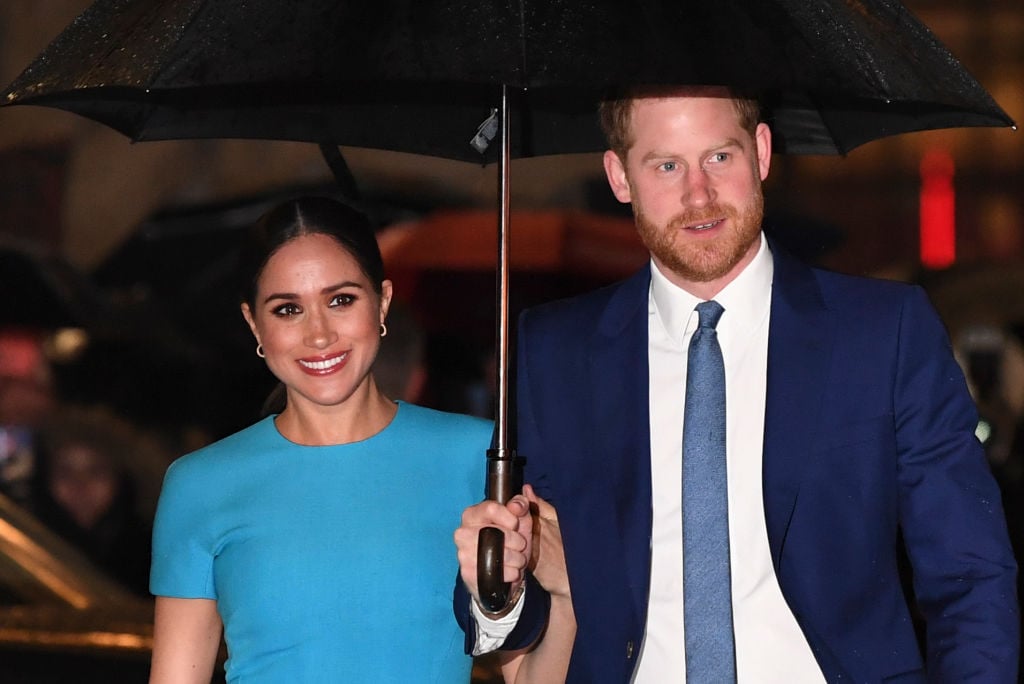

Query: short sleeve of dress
[{"left": 150, "top": 456, "right": 218, "bottom": 599}]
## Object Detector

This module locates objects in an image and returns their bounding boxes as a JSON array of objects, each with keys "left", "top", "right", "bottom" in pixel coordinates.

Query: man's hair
[{"left": 598, "top": 86, "right": 762, "bottom": 161}]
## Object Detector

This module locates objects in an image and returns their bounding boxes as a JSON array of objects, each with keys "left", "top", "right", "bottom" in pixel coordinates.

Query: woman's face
[
  {"left": 49, "top": 444, "right": 118, "bottom": 530},
  {"left": 241, "top": 233, "right": 392, "bottom": 412}
]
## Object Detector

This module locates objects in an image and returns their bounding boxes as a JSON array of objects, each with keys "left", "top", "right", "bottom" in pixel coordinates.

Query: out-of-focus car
[{"left": 0, "top": 491, "right": 154, "bottom": 683}]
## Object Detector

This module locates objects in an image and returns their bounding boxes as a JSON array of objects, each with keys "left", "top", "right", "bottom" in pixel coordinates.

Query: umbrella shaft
[{"left": 494, "top": 84, "right": 511, "bottom": 449}]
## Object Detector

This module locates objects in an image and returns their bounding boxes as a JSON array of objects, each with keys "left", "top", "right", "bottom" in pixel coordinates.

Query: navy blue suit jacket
[{"left": 457, "top": 244, "right": 1019, "bottom": 682}]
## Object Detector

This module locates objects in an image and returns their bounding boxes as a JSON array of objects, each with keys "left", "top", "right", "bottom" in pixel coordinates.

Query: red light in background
[{"left": 919, "top": 149, "right": 956, "bottom": 269}]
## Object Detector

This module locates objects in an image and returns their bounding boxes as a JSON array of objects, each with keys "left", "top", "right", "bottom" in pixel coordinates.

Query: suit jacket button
[{"left": 626, "top": 641, "right": 635, "bottom": 659}]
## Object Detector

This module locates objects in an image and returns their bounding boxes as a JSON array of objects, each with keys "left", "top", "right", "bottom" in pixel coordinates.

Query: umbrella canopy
[{"left": 1, "top": 0, "right": 1013, "bottom": 159}]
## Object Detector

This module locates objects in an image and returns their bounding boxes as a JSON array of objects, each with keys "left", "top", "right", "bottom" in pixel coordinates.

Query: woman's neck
[{"left": 274, "top": 380, "right": 398, "bottom": 446}]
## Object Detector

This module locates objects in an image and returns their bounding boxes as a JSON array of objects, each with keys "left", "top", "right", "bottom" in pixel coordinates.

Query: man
[{"left": 454, "top": 87, "right": 1020, "bottom": 682}]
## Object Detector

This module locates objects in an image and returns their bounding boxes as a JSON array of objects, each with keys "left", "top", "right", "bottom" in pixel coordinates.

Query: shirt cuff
[{"left": 470, "top": 592, "right": 526, "bottom": 656}]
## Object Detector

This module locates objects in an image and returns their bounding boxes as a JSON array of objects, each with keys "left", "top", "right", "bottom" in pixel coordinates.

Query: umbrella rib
[{"left": 516, "top": 0, "right": 528, "bottom": 87}]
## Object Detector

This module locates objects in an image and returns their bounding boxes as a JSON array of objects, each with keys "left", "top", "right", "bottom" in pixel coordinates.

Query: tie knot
[{"left": 696, "top": 300, "right": 724, "bottom": 330}]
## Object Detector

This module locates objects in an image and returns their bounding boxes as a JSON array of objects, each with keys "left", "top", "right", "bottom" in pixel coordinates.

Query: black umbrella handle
[{"left": 477, "top": 447, "right": 522, "bottom": 613}]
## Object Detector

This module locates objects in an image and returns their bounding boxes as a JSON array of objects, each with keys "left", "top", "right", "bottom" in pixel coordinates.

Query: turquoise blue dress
[{"left": 151, "top": 402, "right": 491, "bottom": 683}]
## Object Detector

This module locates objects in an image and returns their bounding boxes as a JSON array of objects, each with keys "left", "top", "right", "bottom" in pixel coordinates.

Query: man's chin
[{"left": 655, "top": 243, "right": 741, "bottom": 283}]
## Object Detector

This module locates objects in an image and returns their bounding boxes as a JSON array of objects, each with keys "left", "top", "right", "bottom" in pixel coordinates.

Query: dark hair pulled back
[{"left": 240, "top": 196, "right": 384, "bottom": 308}]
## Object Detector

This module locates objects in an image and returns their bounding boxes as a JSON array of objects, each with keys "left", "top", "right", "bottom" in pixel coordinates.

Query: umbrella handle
[
  {"left": 477, "top": 448, "right": 522, "bottom": 613},
  {"left": 477, "top": 527, "right": 508, "bottom": 612}
]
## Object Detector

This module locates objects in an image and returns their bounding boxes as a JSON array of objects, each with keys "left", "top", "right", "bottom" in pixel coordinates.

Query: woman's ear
[
  {"left": 241, "top": 302, "right": 259, "bottom": 342},
  {"left": 379, "top": 280, "right": 394, "bottom": 325}
]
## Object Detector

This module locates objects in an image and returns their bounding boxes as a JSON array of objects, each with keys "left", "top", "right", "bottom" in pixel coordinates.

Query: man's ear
[
  {"left": 755, "top": 122, "right": 772, "bottom": 181},
  {"left": 603, "top": 150, "right": 632, "bottom": 204}
]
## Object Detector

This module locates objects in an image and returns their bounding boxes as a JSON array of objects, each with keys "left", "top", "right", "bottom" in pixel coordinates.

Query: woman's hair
[
  {"left": 240, "top": 196, "right": 384, "bottom": 308},
  {"left": 598, "top": 85, "right": 761, "bottom": 161}
]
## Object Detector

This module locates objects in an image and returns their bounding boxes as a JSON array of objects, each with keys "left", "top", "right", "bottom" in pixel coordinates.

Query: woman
[
  {"left": 32, "top": 405, "right": 157, "bottom": 597},
  {"left": 149, "top": 197, "right": 492, "bottom": 683}
]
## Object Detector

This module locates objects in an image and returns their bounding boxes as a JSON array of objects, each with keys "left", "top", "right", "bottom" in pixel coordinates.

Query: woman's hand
[{"left": 523, "top": 484, "right": 570, "bottom": 599}]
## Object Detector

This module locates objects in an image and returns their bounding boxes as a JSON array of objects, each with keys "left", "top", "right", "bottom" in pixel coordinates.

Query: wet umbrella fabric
[{"left": 1, "top": 0, "right": 1014, "bottom": 160}]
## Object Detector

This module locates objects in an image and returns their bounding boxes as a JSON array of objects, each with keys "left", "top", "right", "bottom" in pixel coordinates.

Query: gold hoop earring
[
  {"left": 256, "top": 344, "right": 265, "bottom": 358},
  {"left": 379, "top": 323, "right": 388, "bottom": 338}
]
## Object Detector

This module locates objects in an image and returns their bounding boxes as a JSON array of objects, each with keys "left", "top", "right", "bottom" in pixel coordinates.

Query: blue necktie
[{"left": 683, "top": 300, "right": 736, "bottom": 681}]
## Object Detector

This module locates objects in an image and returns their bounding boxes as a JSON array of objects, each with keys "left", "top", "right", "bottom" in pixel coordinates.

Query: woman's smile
[{"left": 297, "top": 351, "right": 349, "bottom": 375}]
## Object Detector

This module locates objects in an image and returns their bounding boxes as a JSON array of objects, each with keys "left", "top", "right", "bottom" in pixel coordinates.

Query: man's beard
[{"left": 633, "top": 183, "right": 764, "bottom": 284}]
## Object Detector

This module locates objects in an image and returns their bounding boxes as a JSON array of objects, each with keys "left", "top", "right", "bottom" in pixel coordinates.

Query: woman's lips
[{"left": 297, "top": 352, "right": 348, "bottom": 375}]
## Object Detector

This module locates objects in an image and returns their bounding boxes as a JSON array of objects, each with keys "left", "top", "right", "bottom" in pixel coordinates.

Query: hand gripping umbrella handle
[{"left": 477, "top": 447, "right": 522, "bottom": 613}]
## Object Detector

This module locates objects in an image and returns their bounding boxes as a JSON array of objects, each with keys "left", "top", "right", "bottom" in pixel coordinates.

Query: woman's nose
[{"left": 304, "top": 312, "right": 338, "bottom": 348}]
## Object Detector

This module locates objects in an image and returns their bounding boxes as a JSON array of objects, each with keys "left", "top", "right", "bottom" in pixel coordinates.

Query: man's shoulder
[
  {"left": 771, "top": 240, "right": 924, "bottom": 313},
  {"left": 809, "top": 265, "right": 928, "bottom": 315},
  {"left": 520, "top": 267, "right": 649, "bottom": 331}
]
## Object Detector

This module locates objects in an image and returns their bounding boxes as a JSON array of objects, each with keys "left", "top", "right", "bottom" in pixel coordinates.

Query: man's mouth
[{"left": 687, "top": 218, "right": 723, "bottom": 231}]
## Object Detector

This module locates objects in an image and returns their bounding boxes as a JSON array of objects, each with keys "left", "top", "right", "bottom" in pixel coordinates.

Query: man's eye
[
  {"left": 708, "top": 152, "right": 729, "bottom": 164},
  {"left": 660, "top": 161, "right": 678, "bottom": 172}
]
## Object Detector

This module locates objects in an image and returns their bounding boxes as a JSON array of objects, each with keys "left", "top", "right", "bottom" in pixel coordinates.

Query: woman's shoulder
[
  {"left": 395, "top": 402, "right": 493, "bottom": 438},
  {"left": 167, "top": 416, "right": 279, "bottom": 477}
]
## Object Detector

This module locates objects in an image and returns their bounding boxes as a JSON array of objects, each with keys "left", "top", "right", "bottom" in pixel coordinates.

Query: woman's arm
[
  {"left": 149, "top": 596, "right": 223, "bottom": 684},
  {"left": 499, "top": 594, "right": 576, "bottom": 684},
  {"left": 500, "top": 485, "right": 576, "bottom": 683}
]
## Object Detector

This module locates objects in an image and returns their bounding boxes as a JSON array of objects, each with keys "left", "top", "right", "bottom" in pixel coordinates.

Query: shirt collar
[{"left": 650, "top": 233, "right": 773, "bottom": 343}]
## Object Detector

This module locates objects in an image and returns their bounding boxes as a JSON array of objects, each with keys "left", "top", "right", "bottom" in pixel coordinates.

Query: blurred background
[{"left": 0, "top": 0, "right": 1022, "bottom": 680}]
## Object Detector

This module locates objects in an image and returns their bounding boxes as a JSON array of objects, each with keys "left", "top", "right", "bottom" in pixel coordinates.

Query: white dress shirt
[{"left": 635, "top": 235, "right": 823, "bottom": 682}]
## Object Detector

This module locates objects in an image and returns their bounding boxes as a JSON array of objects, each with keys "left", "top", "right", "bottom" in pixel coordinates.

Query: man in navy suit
[{"left": 454, "top": 86, "right": 1019, "bottom": 682}]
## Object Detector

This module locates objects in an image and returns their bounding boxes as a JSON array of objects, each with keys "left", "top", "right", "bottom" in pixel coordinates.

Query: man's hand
[{"left": 455, "top": 494, "right": 534, "bottom": 605}]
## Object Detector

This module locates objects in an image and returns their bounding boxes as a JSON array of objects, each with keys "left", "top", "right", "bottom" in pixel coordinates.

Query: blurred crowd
[{"left": 0, "top": 326, "right": 170, "bottom": 597}]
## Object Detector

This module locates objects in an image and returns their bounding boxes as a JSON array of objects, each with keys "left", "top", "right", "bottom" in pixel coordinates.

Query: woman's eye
[
  {"left": 272, "top": 303, "right": 301, "bottom": 317},
  {"left": 330, "top": 293, "right": 356, "bottom": 307}
]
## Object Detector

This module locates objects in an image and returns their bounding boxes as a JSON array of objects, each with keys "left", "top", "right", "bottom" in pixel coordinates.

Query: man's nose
[{"left": 681, "top": 167, "right": 715, "bottom": 208}]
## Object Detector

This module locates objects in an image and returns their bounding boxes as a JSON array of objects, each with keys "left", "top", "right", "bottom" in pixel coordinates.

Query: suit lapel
[
  {"left": 763, "top": 246, "right": 834, "bottom": 574},
  {"left": 587, "top": 267, "right": 653, "bottom": 624}
]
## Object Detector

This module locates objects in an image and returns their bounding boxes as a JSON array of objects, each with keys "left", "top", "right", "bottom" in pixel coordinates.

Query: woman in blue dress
[{"left": 149, "top": 197, "right": 492, "bottom": 683}]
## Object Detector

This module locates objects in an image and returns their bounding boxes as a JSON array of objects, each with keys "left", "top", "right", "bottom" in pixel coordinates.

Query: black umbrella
[
  {"left": 1, "top": 0, "right": 1013, "bottom": 158},
  {"left": 2, "top": 0, "right": 1013, "bottom": 611}
]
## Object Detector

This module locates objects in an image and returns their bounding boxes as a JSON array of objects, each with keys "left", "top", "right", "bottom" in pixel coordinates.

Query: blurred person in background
[
  {"left": 148, "top": 196, "right": 493, "bottom": 683},
  {"left": 0, "top": 327, "right": 58, "bottom": 505},
  {"left": 31, "top": 404, "right": 159, "bottom": 597}
]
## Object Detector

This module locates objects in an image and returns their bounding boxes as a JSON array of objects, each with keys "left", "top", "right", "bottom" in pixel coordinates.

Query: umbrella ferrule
[{"left": 486, "top": 447, "right": 521, "bottom": 505}]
